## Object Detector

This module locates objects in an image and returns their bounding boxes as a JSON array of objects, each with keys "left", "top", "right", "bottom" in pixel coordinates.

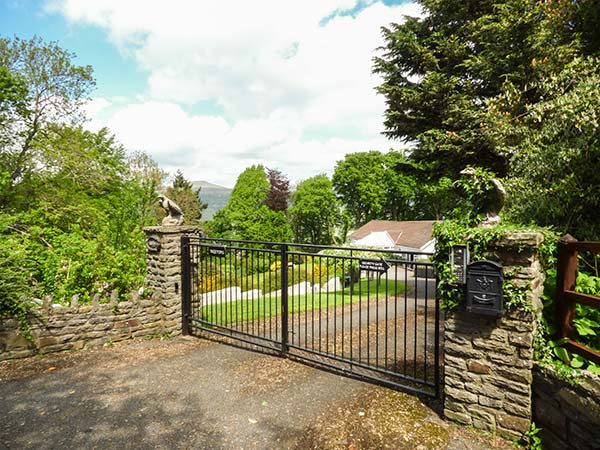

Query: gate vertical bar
[
  {"left": 280, "top": 244, "right": 289, "bottom": 355},
  {"left": 181, "top": 236, "right": 192, "bottom": 336}
]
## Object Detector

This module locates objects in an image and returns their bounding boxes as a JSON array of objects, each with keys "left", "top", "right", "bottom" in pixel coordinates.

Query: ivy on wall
[
  {"left": 432, "top": 220, "right": 558, "bottom": 312},
  {"left": 433, "top": 220, "right": 600, "bottom": 378}
]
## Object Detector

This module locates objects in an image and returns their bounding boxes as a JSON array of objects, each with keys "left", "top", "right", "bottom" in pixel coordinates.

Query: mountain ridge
[{"left": 191, "top": 180, "right": 232, "bottom": 220}]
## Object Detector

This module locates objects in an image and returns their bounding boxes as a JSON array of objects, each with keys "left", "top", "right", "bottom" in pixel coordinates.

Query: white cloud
[{"left": 48, "top": 0, "right": 422, "bottom": 186}]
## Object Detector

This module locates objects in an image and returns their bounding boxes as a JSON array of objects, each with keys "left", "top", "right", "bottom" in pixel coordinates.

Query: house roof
[
  {"left": 353, "top": 231, "right": 395, "bottom": 248},
  {"left": 349, "top": 220, "right": 439, "bottom": 249}
]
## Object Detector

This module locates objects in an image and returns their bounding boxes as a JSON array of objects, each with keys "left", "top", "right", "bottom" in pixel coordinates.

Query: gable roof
[
  {"left": 353, "top": 230, "right": 395, "bottom": 248},
  {"left": 349, "top": 220, "right": 439, "bottom": 249}
]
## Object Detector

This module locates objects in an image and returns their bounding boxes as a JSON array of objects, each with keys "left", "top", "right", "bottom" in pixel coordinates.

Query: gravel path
[{"left": 0, "top": 337, "right": 519, "bottom": 450}]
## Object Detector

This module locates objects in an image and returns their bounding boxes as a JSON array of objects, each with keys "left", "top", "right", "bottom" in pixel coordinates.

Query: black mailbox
[{"left": 466, "top": 260, "right": 504, "bottom": 317}]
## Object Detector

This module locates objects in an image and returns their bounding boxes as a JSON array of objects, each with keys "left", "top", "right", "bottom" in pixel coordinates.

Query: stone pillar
[
  {"left": 144, "top": 226, "right": 199, "bottom": 336},
  {"left": 444, "top": 232, "right": 545, "bottom": 441}
]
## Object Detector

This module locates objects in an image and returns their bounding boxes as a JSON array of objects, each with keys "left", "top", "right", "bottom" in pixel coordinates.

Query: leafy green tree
[
  {"left": 164, "top": 170, "right": 207, "bottom": 225},
  {"left": 127, "top": 150, "right": 168, "bottom": 228},
  {"left": 289, "top": 175, "right": 343, "bottom": 245},
  {"left": 332, "top": 150, "right": 449, "bottom": 225},
  {"left": 372, "top": 0, "right": 598, "bottom": 179},
  {"left": 381, "top": 152, "right": 419, "bottom": 221},
  {"left": 0, "top": 36, "right": 94, "bottom": 204},
  {"left": 332, "top": 151, "right": 388, "bottom": 226},
  {"left": 488, "top": 56, "right": 600, "bottom": 239},
  {"left": 0, "top": 36, "right": 171, "bottom": 326},
  {"left": 372, "top": 0, "right": 600, "bottom": 236},
  {"left": 0, "top": 65, "right": 26, "bottom": 119},
  {"left": 412, "top": 176, "right": 459, "bottom": 221},
  {"left": 210, "top": 165, "right": 292, "bottom": 241}
]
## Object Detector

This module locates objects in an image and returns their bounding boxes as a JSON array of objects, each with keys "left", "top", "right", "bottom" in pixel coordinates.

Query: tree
[
  {"left": 332, "top": 150, "right": 450, "bottom": 225},
  {"left": 381, "top": 152, "right": 418, "bottom": 221},
  {"left": 127, "top": 150, "right": 168, "bottom": 228},
  {"left": 372, "top": 0, "right": 600, "bottom": 238},
  {"left": 210, "top": 165, "right": 292, "bottom": 241},
  {"left": 488, "top": 56, "right": 600, "bottom": 239},
  {"left": 164, "top": 170, "right": 207, "bottom": 225},
  {"left": 412, "top": 176, "right": 459, "bottom": 221},
  {"left": 289, "top": 175, "right": 343, "bottom": 245},
  {"left": 371, "top": 0, "right": 579, "bottom": 179},
  {"left": 332, "top": 151, "right": 388, "bottom": 226},
  {"left": 0, "top": 35, "right": 94, "bottom": 203},
  {"left": 0, "top": 123, "right": 160, "bottom": 305},
  {"left": 0, "top": 65, "right": 26, "bottom": 119},
  {"left": 266, "top": 168, "right": 290, "bottom": 212}
]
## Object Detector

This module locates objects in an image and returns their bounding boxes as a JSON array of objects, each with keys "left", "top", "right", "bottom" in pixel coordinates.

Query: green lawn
[{"left": 199, "top": 278, "right": 406, "bottom": 326}]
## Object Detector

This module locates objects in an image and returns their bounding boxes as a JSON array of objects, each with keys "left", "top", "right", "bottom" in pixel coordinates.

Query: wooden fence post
[{"left": 556, "top": 234, "right": 578, "bottom": 339}]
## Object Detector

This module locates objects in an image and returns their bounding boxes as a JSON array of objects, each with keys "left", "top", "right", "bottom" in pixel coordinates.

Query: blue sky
[{"left": 1, "top": 0, "right": 420, "bottom": 187}]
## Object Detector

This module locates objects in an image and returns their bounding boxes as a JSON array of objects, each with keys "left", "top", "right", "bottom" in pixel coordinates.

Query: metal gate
[{"left": 181, "top": 236, "right": 440, "bottom": 397}]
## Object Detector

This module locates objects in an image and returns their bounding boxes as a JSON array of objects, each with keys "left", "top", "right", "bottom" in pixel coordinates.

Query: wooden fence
[{"left": 556, "top": 235, "right": 600, "bottom": 365}]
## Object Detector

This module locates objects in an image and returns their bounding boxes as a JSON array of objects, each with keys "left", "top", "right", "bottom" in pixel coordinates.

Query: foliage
[
  {"left": 0, "top": 35, "right": 94, "bottom": 202},
  {"left": 525, "top": 422, "right": 543, "bottom": 450},
  {"left": 126, "top": 150, "right": 168, "bottom": 229},
  {"left": 265, "top": 168, "right": 290, "bottom": 212},
  {"left": 452, "top": 166, "right": 502, "bottom": 224},
  {"left": 289, "top": 174, "right": 344, "bottom": 245},
  {"left": 373, "top": 0, "right": 600, "bottom": 240},
  {"left": 372, "top": 1, "right": 538, "bottom": 179},
  {"left": 0, "top": 124, "right": 156, "bottom": 308},
  {"left": 331, "top": 150, "right": 462, "bottom": 225},
  {"left": 164, "top": 170, "right": 207, "bottom": 225},
  {"left": 0, "top": 65, "right": 27, "bottom": 122},
  {"left": 572, "top": 272, "right": 600, "bottom": 355},
  {"left": 209, "top": 165, "right": 292, "bottom": 241},
  {"left": 432, "top": 220, "right": 558, "bottom": 311},
  {"left": 332, "top": 151, "right": 389, "bottom": 226},
  {"left": 0, "top": 34, "right": 163, "bottom": 323},
  {"left": 489, "top": 56, "right": 600, "bottom": 240},
  {"left": 535, "top": 258, "right": 600, "bottom": 378},
  {"left": 0, "top": 218, "right": 37, "bottom": 337}
]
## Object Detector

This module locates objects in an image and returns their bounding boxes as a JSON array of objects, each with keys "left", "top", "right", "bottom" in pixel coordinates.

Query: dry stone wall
[
  {"left": 533, "top": 366, "right": 600, "bottom": 450},
  {"left": 0, "top": 226, "right": 197, "bottom": 361},
  {"left": 444, "top": 232, "right": 545, "bottom": 441},
  {"left": 0, "top": 293, "right": 173, "bottom": 361}
]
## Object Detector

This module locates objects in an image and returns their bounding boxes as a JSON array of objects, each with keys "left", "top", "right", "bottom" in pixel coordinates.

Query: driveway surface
[{"left": 0, "top": 336, "right": 518, "bottom": 450}]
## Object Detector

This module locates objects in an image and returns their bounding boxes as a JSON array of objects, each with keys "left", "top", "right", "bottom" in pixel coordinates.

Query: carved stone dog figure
[{"left": 158, "top": 195, "right": 184, "bottom": 226}]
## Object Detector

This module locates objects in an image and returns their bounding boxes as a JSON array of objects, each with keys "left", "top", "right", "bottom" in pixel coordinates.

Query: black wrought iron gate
[{"left": 181, "top": 236, "right": 440, "bottom": 397}]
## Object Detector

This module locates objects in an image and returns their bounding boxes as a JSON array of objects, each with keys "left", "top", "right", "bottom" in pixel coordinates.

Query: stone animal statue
[
  {"left": 459, "top": 167, "right": 506, "bottom": 227},
  {"left": 158, "top": 195, "right": 184, "bottom": 226}
]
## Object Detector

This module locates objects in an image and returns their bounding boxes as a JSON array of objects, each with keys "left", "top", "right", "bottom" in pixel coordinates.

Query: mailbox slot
[{"left": 466, "top": 260, "right": 504, "bottom": 317}]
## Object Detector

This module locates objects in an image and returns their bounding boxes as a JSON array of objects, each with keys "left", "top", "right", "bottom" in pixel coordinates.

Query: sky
[{"left": 1, "top": 0, "right": 421, "bottom": 188}]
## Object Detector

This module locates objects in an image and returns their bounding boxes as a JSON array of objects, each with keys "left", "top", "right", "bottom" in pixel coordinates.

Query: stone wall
[
  {"left": 144, "top": 226, "right": 199, "bottom": 335},
  {"left": 0, "top": 226, "right": 197, "bottom": 361},
  {"left": 0, "top": 293, "right": 175, "bottom": 361},
  {"left": 533, "top": 365, "right": 600, "bottom": 450},
  {"left": 444, "top": 232, "right": 545, "bottom": 441}
]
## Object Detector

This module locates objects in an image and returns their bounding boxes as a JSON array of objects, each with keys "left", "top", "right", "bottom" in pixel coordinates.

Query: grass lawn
[{"left": 199, "top": 278, "right": 407, "bottom": 326}]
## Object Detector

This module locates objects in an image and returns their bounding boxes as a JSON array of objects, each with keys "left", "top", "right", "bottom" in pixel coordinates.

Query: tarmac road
[{"left": 0, "top": 337, "right": 514, "bottom": 450}]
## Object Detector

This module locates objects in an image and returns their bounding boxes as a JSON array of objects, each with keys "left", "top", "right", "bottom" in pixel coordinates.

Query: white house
[{"left": 348, "top": 220, "right": 438, "bottom": 254}]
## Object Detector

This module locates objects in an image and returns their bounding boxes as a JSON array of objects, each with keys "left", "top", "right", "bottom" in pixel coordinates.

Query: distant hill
[{"left": 192, "top": 180, "right": 232, "bottom": 221}]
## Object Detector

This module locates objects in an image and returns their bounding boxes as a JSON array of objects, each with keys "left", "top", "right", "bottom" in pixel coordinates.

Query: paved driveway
[{"left": 0, "top": 337, "right": 516, "bottom": 450}]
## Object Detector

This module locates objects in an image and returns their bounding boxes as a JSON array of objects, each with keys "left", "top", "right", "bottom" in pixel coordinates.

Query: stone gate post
[
  {"left": 144, "top": 226, "right": 199, "bottom": 336},
  {"left": 444, "top": 232, "right": 545, "bottom": 440}
]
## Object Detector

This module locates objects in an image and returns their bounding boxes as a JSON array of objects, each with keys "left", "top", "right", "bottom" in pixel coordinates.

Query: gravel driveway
[{"left": 0, "top": 336, "right": 518, "bottom": 450}]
